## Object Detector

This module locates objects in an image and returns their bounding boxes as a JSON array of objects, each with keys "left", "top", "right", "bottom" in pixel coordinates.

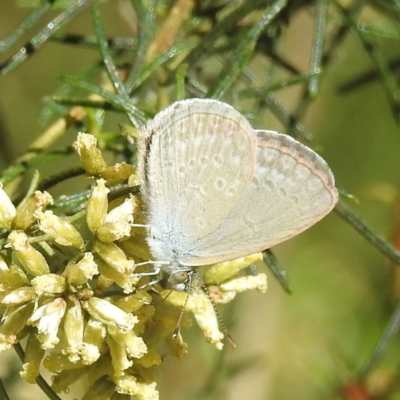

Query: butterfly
[{"left": 139, "top": 99, "right": 338, "bottom": 291}]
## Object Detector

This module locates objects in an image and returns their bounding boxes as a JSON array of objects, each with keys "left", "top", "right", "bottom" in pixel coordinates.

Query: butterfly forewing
[{"left": 141, "top": 99, "right": 258, "bottom": 264}]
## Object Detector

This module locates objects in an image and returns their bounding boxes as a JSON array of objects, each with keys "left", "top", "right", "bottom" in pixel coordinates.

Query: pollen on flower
[
  {"left": 64, "top": 252, "right": 99, "bottom": 287},
  {"left": 100, "top": 162, "right": 137, "bottom": 186},
  {"left": 114, "top": 374, "right": 159, "bottom": 400},
  {"left": 7, "top": 230, "right": 50, "bottom": 276},
  {"left": 35, "top": 210, "right": 84, "bottom": 249},
  {"left": 73, "top": 132, "right": 107, "bottom": 175},
  {"left": 14, "top": 190, "right": 53, "bottom": 230},
  {"left": 31, "top": 273, "right": 67, "bottom": 295},
  {"left": 96, "top": 195, "right": 138, "bottom": 242}
]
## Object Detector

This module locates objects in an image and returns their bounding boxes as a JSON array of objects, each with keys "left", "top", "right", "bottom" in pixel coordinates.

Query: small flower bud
[
  {"left": 0, "top": 183, "right": 16, "bottom": 230},
  {"left": 86, "top": 179, "right": 109, "bottom": 233},
  {"left": 96, "top": 274, "right": 113, "bottom": 292},
  {"left": 7, "top": 231, "right": 50, "bottom": 276},
  {"left": 64, "top": 253, "right": 98, "bottom": 287},
  {"left": 14, "top": 190, "right": 53, "bottom": 230},
  {"left": 203, "top": 253, "right": 263, "bottom": 285},
  {"left": 0, "top": 263, "right": 30, "bottom": 292},
  {"left": 81, "top": 318, "right": 106, "bottom": 365},
  {"left": 219, "top": 273, "right": 267, "bottom": 293},
  {"left": 93, "top": 240, "right": 134, "bottom": 273},
  {"left": 97, "top": 259, "right": 139, "bottom": 294},
  {"left": 96, "top": 195, "right": 138, "bottom": 242},
  {"left": 100, "top": 162, "right": 136, "bottom": 186},
  {"left": 83, "top": 297, "right": 138, "bottom": 331},
  {"left": 0, "top": 302, "right": 34, "bottom": 350},
  {"left": 1, "top": 287, "right": 36, "bottom": 305},
  {"left": 86, "top": 179, "right": 110, "bottom": 233},
  {"left": 119, "top": 235, "right": 153, "bottom": 260},
  {"left": 63, "top": 297, "right": 84, "bottom": 362},
  {"left": 114, "top": 374, "right": 159, "bottom": 399},
  {"left": 108, "top": 196, "right": 135, "bottom": 221},
  {"left": 135, "top": 349, "right": 162, "bottom": 368},
  {"left": 73, "top": 132, "right": 107, "bottom": 175},
  {"left": 96, "top": 222, "right": 130, "bottom": 242},
  {"left": 35, "top": 210, "right": 84, "bottom": 249},
  {"left": 113, "top": 291, "right": 152, "bottom": 313},
  {"left": 106, "top": 333, "right": 132, "bottom": 375},
  {"left": 108, "top": 325, "right": 147, "bottom": 359},
  {"left": 163, "top": 290, "right": 224, "bottom": 350},
  {"left": 31, "top": 274, "right": 66, "bottom": 295}
]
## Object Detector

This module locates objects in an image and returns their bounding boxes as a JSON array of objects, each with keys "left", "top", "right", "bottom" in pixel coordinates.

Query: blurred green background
[{"left": 1, "top": 1, "right": 400, "bottom": 400}]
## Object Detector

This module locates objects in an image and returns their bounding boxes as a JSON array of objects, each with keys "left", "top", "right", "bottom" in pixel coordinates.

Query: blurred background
[{"left": 1, "top": 1, "right": 400, "bottom": 399}]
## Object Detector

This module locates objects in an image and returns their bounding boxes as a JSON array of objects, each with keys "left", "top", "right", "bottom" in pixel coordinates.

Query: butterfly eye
[
  {"left": 173, "top": 271, "right": 189, "bottom": 284},
  {"left": 167, "top": 270, "right": 192, "bottom": 292}
]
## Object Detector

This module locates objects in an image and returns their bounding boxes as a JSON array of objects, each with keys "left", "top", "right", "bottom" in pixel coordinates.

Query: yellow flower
[
  {"left": 83, "top": 297, "right": 138, "bottom": 332},
  {"left": 73, "top": 132, "right": 107, "bottom": 175},
  {"left": 35, "top": 210, "right": 84, "bottom": 249},
  {"left": 28, "top": 298, "right": 67, "bottom": 349},
  {"left": 86, "top": 179, "right": 109, "bottom": 233},
  {"left": 7, "top": 231, "right": 50, "bottom": 276}
]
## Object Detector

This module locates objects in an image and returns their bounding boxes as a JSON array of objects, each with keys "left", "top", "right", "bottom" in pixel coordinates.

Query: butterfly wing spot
[
  {"left": 200, "top": 156, "right": 209, "bottom": 166},
  {"left": 226, "top": 186, "right": 238, "bottom": 197},
  {"left": 251, "top": 176, "right": 260, "bottom": 188},
  {"left": 162, "top": 160, "right": 174, "bottom": 168},
  {"left": 278, "top": 187, "right": 288, "bottom": 198},
  {"left": 264, "top": 179, "right": 276, "bottom": 190},
  {"left": 212, "top": 154, "right": 224, "bottom": 168},
  {"left": 178, "top": 165, "right": 186, "bottom": 175},
  {"left": 214, "top": 177, "right": 227, "bottom": 192}
]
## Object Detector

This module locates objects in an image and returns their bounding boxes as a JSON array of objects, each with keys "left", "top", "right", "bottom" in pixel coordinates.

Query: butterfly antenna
[
  {"left": 200, "top": 281, "right": 236, "bottom": 348},
  {"left": 172, "top": 292, "right": 190, "bottom": 338}
]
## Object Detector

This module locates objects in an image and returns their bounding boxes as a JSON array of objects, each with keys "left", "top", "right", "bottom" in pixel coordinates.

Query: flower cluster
[{"left": 0, "top": 133, "right": 267, "bottom": 399}]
